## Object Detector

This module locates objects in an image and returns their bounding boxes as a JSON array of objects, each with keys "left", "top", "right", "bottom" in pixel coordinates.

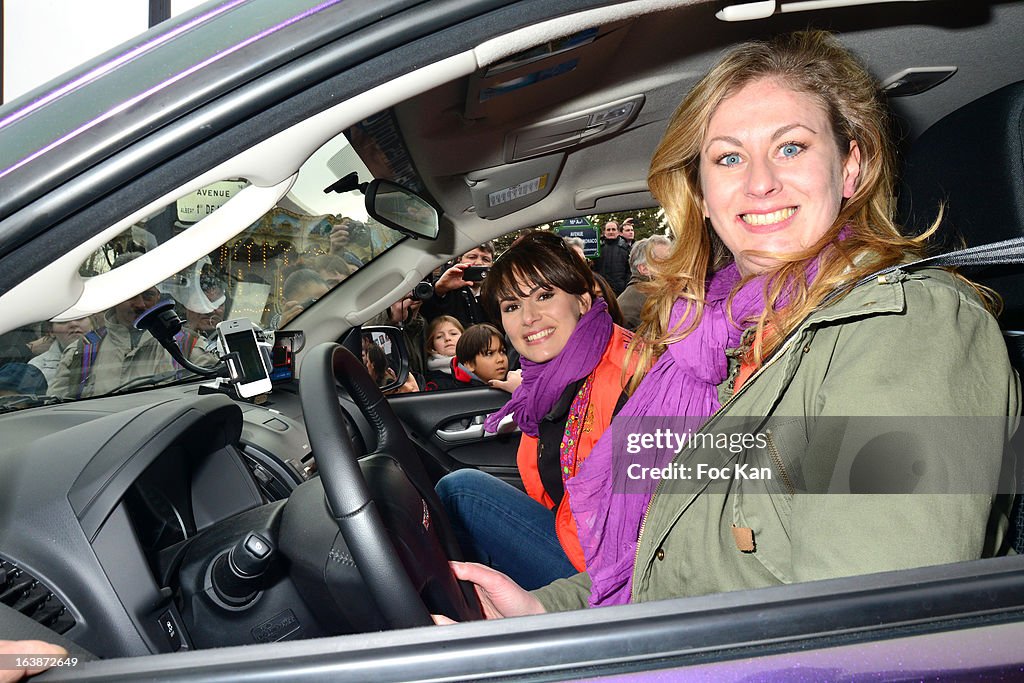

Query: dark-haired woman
[{"left": 436, "top": 231, "right": 640, "bottom": 589}]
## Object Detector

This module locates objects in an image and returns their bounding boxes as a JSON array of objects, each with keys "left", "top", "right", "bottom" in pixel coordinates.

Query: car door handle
[
  {"left": 436, "top": 413, "right": 518, "bottom": 442},
  {"left": 436, "top": 423, "right": 486, "bottom": 442}
]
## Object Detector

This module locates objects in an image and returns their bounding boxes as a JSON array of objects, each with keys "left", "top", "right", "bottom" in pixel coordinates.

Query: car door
[{"left": 389, "top": 386, "right": 522, "bottom": 487}]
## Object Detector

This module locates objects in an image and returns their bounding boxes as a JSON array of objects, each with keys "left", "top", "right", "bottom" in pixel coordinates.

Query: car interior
[{"left": 1, "top": 0, "right": 1024, "bottom": 676}]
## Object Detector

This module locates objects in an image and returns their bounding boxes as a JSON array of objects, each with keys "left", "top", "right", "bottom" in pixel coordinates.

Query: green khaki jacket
[{"left": 535, "top": 267, "right": 1021, "bottom": 611}]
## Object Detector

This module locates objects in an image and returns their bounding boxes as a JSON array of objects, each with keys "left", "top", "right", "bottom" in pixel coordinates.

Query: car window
[
  {"left": 0, "top": 120, "right": 415, "bottom": 408},
  {"left": 412, "top": 209, "right": 661, "bottom": 393}
]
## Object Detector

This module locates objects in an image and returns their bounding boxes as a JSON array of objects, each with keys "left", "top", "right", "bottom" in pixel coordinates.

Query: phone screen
[
  {"left": 269, "top": 332, "right": 300, "bottom": 382},
  {"left": 224, "top": 329, "right": 268, "bottom": 383}
]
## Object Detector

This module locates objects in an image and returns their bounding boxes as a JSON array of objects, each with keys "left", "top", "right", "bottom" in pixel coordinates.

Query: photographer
[
  {"left": 421, "top": 243, "right": 494, "bottom": 329},
  {"left": 369, "top": 286, "right": 430, "bottom": 377},
  {"left": 331, "top": 216, "right": 385, "bottom": 266}
]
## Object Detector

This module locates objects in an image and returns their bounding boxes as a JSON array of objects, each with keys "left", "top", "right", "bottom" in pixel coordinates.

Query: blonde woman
[{"left": 444, "top": 30, "right": 1018, "bottom": 619}]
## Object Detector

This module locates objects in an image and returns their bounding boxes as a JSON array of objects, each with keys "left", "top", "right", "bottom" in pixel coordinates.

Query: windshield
[{"left": 0, "top": 117, "right": 413, "bottom": 410}]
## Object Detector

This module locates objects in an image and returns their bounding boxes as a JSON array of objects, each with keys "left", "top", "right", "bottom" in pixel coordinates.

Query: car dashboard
[{"left": 0, "top": 384, "right": 326, "bottom": 658}]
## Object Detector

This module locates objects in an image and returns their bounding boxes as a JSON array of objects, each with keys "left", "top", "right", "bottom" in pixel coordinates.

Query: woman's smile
[
  {"left": 739, "top": 206, "right": 797, "bottom": 228},
  {"left": 524, "top": 328, "right": 555, "bottom": 344}
]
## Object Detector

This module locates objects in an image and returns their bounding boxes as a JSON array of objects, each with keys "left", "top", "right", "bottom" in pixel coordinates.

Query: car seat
[{"left": 897, "top": 79, "right": 1024, "bottom": 553}]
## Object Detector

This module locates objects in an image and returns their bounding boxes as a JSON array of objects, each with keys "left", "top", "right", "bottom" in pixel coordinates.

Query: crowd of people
[
  {"left": 0, "top": 252, "right": 225, "bottom": 402},
  {"left": 357, "top": 196, "right": 669, "bottom": 394},
  {"left": 358, "top": 222, "right": 663, "bottom": 397},
  {"left": 0, "top": 207, "right": 394, "bottom": 402},
  {"left": 0, "top": 175, "right": 659, "bottom": 404}
]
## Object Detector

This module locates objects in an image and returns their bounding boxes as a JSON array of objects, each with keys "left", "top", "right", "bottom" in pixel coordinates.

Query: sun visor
[
  {"left": 504, "top": 95, "right": 644, "bottom": 162},
  {"left": 466, "top": 23, "right": 628, "bottom": 121},
  {"left": 465, "top": 154, "right": 564, "bottom": 219}
]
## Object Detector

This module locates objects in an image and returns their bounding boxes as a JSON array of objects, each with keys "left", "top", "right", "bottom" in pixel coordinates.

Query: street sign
[
  {"left": 176, "top": 180, "right": 248, "bottom": 222},
  {"left": 555, "top": 225, "right": 599, "bottom": 258}
]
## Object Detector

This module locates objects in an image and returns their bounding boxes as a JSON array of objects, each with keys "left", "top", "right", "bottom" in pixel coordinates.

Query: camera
[
  {"left": 412, "top": 281, "right": 434, "bottom": 301},
  {"left": 462, "top": 266, "right": 489, "bottom": 282},
  {"left": 347, "top": 220, "right": 370, "bottom": 245}
]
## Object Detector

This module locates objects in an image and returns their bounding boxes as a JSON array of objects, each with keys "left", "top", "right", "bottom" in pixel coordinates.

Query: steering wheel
[{"left": 297, "top": 341, "right": 482, "bottom": 627}]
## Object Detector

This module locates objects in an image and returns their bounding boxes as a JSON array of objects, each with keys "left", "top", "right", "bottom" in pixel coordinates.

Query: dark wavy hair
[
  {"left": 481, "top": 231, "right": 596, "bottom": 328},
  {"left": 455, "top": 323, "right": 504, "bottom": 365}
]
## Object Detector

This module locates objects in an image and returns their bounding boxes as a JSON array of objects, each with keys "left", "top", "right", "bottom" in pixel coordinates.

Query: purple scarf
[
  {"left": 566, "top": 263, "right": 768, "bottom": 606},
  {"left": 485, "top": 299, "right": 613, "bottom": 436}
]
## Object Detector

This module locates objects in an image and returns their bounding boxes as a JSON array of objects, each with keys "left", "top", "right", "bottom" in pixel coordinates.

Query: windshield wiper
[{"left": 0, "top": 394, "right": 72, "bottom": 413}]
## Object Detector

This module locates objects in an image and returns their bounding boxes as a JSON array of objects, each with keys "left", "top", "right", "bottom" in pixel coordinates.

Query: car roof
[{"left": 0, "top": 0, "right": 423, "bottom": 256}]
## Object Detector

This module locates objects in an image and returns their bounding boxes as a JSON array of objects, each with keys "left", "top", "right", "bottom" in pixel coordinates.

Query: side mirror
[
  {"left": 365, "top": 180, "right": 439, "bottom": 240},
  {"left": 359, "top": 325, "right": 412, "bottom": 393}
]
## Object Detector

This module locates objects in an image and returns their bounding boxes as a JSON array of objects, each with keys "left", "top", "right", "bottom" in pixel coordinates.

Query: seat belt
[
  {"left": 880, "top": 235, "right": 1024, "bottom": 276},
  {"left": 823, "top": 236, "right": 1024, "bottom": 307}
]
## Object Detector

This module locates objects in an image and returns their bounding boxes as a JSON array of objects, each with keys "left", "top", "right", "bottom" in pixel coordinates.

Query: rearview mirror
[{"left": 365, "top": 180, "right": 439, "bottom": 240}]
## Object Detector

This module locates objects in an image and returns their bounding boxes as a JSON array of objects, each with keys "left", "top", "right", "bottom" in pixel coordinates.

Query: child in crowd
[
  {"left": 423, "top": 316, "right": 463, "bottom": 390},
  {"left": 424, "top": 323, "right": 507, "bottom": 390},
  {"left": 457, "top": 324, "right": 508, "bottom": 384},
  {"left": 426, "top": 316, "right": 463, "bottom": 366}
]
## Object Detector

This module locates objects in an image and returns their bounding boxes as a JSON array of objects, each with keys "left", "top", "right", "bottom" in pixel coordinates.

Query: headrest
[{"left": 898, "top": 80, "right": 1024, "bottom": 327}]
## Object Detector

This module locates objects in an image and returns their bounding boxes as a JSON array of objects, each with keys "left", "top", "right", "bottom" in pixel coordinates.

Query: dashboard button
[
  {"left": 262, "top": 417, "right": 289, "bottom": 431},
  {"left": 157, "top": 610, "right": 182, "bottom": 651},
  {"left": 245, "top": 533, "right": 271, "bottom": 559}
]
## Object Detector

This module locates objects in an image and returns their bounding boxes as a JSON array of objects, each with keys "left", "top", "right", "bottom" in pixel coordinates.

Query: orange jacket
[{"left": 516, "top": 325, "right": 634, "bottom": 571}]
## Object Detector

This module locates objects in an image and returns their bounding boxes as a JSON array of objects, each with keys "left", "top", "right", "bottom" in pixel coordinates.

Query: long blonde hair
[{"left": 633, "top": 30, "right": 950, "bottom": 378}]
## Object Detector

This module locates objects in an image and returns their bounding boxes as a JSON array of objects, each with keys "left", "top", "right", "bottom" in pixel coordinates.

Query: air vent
[
  {"left": 0, "top": 558, "right": 76, "bottom": 634},
  {"left": 241, "top": 445, "right": 304, "bottom": 502}
]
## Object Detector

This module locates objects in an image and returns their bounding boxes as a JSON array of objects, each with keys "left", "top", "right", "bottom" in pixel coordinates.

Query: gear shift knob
[{"left": 210, "top": 532, "right": 275, "bottom": 608}]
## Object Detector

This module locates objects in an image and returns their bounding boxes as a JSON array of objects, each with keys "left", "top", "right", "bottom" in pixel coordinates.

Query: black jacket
[
  {"left": 423, "top": 358, "right": 487, "bottom": 391},
  {"left": 593, "top": 237, "right": 631, "bottom": 294},
  {"left": 421, "top": 286, "right": 490, "bottom": 328}
]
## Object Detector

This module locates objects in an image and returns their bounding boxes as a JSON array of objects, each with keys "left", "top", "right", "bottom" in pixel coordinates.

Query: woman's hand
[
  {"left": 489, "top": 369, "right": 522, "bottom": 394},
  {"left": 434, "top": 561, "right": 546, "bottom": 623}
]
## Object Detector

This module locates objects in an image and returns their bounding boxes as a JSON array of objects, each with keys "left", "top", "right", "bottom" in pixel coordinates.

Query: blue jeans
[{"left": 436, "top": 468, "right": 578, "bottom": 590}]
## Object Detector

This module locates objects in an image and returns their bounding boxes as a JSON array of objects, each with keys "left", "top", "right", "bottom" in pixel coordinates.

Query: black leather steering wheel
[{"left": 298, "top": 341, "right": 481, "bottom": 627}]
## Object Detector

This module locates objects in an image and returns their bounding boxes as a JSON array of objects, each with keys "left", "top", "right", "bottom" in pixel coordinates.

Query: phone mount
[{"left": 134, "top": 300, "right": 241, "bottom": 380}]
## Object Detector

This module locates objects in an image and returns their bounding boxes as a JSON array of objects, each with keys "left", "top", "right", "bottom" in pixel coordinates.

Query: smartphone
[
  {"left": 463, "top": 266, "right": 489, "bottom": 282},
  {"left": 216, "top": 318, "right": 272, "bottom": 397}
]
